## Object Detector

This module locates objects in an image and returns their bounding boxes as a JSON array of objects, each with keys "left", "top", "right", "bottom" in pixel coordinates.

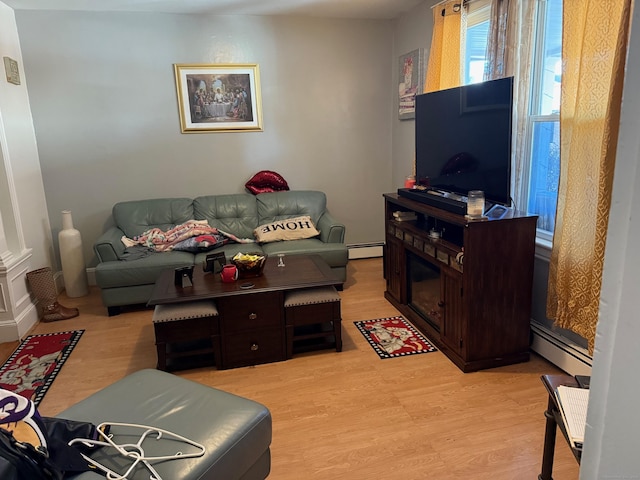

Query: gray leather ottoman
[{"left": 57, "top": 369, "right": 271, "bottom": 480}]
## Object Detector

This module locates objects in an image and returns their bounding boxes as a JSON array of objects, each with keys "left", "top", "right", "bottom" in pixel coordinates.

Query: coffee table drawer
[
  {"left": 222, "top": 328, "right": 285, "bottom": 368},
  {"left": 218, "top": 292, "right": 282, "bottom": 333}
]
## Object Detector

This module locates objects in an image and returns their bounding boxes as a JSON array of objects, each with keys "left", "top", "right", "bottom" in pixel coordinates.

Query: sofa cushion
[
  {"left": 259, "top": 239, "right": 349, "bottom": 268},
  {"left": 95, "top": 251, "right": 195, "bottom": 288},
  {"left": 193, "top": 194, "right": 259, "bottom": 240},
  {"left": 113, "top": 198, "right": 194, "bottom": 239},
  {"left": 256, "top": 191, "right": 326, "bottom": 225},
  {"left": 253, "top": 215, "right": 320, "bottom": 243}
]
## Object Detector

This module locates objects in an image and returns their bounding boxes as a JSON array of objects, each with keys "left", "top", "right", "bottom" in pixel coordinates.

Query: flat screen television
[{"left": 411, "top": 76, "right": 514, "bottom": 209}]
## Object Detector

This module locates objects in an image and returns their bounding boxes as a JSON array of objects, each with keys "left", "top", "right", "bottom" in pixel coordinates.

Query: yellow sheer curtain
[
  {"left": 424, "top": 1, "right": 467, "bottom": 93},
  {"left": 547, "top": 0, "right": 632, "bottom": 353}
]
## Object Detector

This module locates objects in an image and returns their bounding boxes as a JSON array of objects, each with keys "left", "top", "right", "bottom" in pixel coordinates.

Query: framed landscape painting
[{"left": 174, "top": 63, "right": 263, "bottom": 133}]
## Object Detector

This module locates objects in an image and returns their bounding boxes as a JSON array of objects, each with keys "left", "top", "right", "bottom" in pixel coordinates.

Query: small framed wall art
[
  {"left": 398, "top": 49, "right": 424, "bottom": 120},
  {"left": 3, "top": 57, "right": 20, "bottom": 85},
  {"left": 174, "top": 63, "right": 263, "bottom": 133}
]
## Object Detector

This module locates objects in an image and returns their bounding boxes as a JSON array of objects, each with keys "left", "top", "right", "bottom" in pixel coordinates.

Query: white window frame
[
  {"left": 520, "top": 0, "right": 561, "bottom": 245},
  {"left": 460, "top": 0, "right": 561, "bottom": 248},
  {"left": 464, "top": 0, "right": 491, "bottom": 85}
]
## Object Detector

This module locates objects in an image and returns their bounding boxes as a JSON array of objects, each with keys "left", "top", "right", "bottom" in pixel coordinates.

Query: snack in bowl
[{"left": 231, "top": 252, "right": 267, "bottom": 278}]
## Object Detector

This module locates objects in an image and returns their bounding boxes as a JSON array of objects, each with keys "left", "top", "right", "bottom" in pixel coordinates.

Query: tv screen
[{"left": 415, "top": 77, "right": 513, "bottom": 206}]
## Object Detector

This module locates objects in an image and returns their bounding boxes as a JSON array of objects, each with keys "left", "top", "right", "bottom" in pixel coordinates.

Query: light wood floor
[{"left": 1, "top": 258, "right": 580, "bottom": 479}]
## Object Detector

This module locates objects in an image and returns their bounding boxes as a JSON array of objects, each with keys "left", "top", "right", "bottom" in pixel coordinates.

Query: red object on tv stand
[{"left": 404, "top": 176, "right": 416, "bottom": 189}]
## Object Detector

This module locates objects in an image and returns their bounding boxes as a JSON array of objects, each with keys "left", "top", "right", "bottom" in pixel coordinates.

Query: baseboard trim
[
  {"left": 530, "top": 322, "right": 592, "bottom": 376},
  {"left": 0, "top": 303, "right": 38, "bottom": 343},
  {"left": 87, "top": 267, "right": 96, "bottom": 287},
  {"left": 348, "top": 243, "right": 383, "bottom": 260}
]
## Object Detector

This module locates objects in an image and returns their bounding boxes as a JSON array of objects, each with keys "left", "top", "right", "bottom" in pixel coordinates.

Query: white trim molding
[{"left": 0, "top": 248, "right": 37, "bottom": 342}]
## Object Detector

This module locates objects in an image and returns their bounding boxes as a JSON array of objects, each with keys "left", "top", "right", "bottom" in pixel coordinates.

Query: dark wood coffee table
[{"left": 148, "top": 255, "right": 342, "bottom": 369}]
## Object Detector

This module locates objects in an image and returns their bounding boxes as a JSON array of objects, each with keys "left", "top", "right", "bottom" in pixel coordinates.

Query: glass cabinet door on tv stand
[{"left": 383, "top": 193, "right": 538, "bottom": 373}]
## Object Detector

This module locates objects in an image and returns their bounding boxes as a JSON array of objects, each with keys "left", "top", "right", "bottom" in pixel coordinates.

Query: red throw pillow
[{"left": 245, "top": 170, "right": 290, "bottom": 195}]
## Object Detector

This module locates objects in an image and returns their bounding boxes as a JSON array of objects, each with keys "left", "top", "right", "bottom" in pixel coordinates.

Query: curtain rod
[{"left": 430, "top": 0, "right": 471, "bottom": 11}]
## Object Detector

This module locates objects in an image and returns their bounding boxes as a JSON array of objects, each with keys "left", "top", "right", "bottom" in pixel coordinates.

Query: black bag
[
  {"left": 0, "top": 418, "right": 102, "bottom": 480},
  {"left": 40, "top": 417, "right": 104, "bottom": 475},
  {"left": 0, "top": 387, "right": 101, "bottom": 479},
  {"left": 0, "top": 427, "right": 63, "bottom": 480}
]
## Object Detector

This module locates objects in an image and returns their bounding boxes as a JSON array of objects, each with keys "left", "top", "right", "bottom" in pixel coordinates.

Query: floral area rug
[
  {"left": 354, "top": 316, "right": 436, "bottom": 359},
  {"left": 0, "top": 330, "right": 84, "bottom": 406}
]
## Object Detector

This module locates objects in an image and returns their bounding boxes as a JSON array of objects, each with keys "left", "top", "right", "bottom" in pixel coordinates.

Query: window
[
  {"left": 464, "top": 0, "right": 491, "bottom": 85},
  {"left": 462, "top": 0, "right": 562, "bottom": 239},
  {"left": 524, "top": 0, "right": 562, "bottom": 238}
]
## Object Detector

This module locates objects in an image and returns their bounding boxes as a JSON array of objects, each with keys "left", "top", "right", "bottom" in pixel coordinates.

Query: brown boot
[
  {"left": 26, "top": 267, "right": 79, "bottom": 322},
  {"left": 42, "top": 302, "right": 80, "bottom": 322}
]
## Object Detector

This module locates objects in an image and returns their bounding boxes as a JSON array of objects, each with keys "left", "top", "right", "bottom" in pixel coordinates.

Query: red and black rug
[
  {"left": 354, "top": 316, "right": 437, "bottom": 359},
  {"left": 0, "top": 330, "right": 84, "bottom": 406}
]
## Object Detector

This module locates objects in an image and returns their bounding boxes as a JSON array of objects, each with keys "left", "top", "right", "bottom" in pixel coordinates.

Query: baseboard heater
[
  {"left": 530, "top": 322, "right": 592, "bottom": 377},
  {"left": 347, "top": 243, "right": 384, "bottom": 260}
]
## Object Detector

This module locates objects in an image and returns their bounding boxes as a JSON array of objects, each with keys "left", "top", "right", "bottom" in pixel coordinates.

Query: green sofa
[{"left": 94, "top": 191, "right": 348, "bottom": 315}]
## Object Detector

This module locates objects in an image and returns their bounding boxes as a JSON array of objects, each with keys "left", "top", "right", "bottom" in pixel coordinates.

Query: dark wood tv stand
[{"left": 383, "top": 193, "right": 538, "bottom": 372}]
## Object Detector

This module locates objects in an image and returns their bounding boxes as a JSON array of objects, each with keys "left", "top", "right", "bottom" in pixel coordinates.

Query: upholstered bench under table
[
  {"left": 152, "top": 299, "right": 221, "bottom": 371},
  {"left": 284, "top": 286, "right": 342, "bottom": 358}
]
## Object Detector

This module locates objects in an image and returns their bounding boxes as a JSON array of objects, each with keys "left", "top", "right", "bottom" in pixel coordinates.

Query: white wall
[
  {"left": 391, "top": 1, "right": 433, "bottom": 190},
  {"left": 13, "top": 11, "right": 394, "bottom": 267},
  {"left": 0, "top": 2, "right": 52, "bottom": 269},
  {"left": 0, "top": 1, "right": 52, "bottom": 341},
  {"left": 580, "top": 3, "right": 640, "bottom": 477}
]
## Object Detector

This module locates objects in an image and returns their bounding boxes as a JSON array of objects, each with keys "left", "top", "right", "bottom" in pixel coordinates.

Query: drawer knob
[
  {"left": 248, "top": 313, "right": 257, "bottom": 320},
  {"left": 250, "top": 343, "right": 259, "bottom": 351}
]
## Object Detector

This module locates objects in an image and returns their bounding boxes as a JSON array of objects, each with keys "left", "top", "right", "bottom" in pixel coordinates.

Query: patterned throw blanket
[{"left": 124, "top": 220, "right": 254, "bottom": 253}]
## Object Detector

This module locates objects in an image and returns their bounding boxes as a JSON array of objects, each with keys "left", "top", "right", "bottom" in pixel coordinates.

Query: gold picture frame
[{"left": 174, "top": 63, "right": 263, "bottom": 133}]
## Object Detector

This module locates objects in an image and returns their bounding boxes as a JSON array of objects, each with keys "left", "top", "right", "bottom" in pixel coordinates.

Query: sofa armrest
[
  {"left": 93, "top": 227, "right": 126, "bottom": 262},
  {"left": 317, "top": 211, "right": 345, "bottom": 244}
]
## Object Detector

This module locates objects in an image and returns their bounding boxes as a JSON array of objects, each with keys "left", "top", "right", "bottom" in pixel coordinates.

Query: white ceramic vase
[{"left": 59, "top": 210, "right": 89, "bottom": 298}]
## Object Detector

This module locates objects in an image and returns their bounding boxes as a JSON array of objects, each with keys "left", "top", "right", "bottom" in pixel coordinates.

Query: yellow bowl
[{"left": 231, "top": 252, "right": 267, "bottom": 278}]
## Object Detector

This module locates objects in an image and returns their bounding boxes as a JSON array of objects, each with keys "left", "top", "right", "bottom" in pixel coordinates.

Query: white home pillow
[{"left": 254, "top": 216, "right": 320, "bottom": 243}]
